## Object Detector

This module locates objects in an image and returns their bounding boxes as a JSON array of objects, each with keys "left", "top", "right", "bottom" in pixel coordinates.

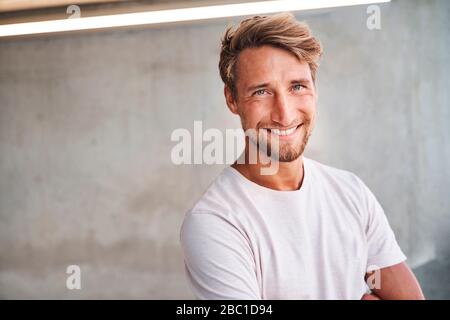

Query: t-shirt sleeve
[
  {"left": 357, "top": 177, "right": 407, "bottom": 270},
  {"left": 180, "top": 211, "right": 261, "bottom": 299}
]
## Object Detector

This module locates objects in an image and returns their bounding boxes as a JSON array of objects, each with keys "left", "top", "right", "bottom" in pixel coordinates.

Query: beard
[{"left": 242, "top": 117, "right": 314, "bottom": 163}]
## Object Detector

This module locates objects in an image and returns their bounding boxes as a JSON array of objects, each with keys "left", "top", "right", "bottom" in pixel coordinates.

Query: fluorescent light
[{"left": 0, "top": 0, "right": 390, "bottom": 37}]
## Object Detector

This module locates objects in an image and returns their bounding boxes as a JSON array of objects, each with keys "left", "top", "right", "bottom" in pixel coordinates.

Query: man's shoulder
[
  {"left": 305, "top": 156, "right": 367, "bottom": 195},
  {"left": 181, "top": 167, "right": 248, "bottom": 242},
  {"left": 186, "top": 167, "right": 239, "bottom": 217},
  {"left": 306, "top": 157, "right": 377, "bottom": 224},
  {"left": 306, "top": 157, "right": 360, "bottom": 180}
]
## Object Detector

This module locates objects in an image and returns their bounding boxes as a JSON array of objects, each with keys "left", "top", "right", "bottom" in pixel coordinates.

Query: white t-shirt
[{"left": 180, "top": 156, "right": 406, "bottom": 299}]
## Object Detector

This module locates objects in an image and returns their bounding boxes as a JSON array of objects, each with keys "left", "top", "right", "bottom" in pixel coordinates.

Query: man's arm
[{"left": 363, "top": 261, "right": 425, "bottom": 300}]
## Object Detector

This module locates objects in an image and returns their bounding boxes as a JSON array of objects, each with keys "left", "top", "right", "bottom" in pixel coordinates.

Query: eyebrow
[
  {"left": 246, "top": 78, "right": 312, "bottom": 93},
  {"left": 290, "top": 78, "right": 312, "bottom": 85}
]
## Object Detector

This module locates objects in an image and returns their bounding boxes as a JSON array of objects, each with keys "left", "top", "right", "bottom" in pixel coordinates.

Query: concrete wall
[{"left": 0, "top": 0, "right": 449, "bottom": 299}]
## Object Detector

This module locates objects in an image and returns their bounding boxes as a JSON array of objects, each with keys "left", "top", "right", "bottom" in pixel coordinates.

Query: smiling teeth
[{"left": 270, "top": 126, "right": 297, "bottom": 136}]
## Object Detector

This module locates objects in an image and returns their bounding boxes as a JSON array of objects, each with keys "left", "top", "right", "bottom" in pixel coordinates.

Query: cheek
[
  {"left": 241, "top": 102, "right": 271, "bottom": 125},
  {"left": 297, "top": 95, "right": 316, "bottom": 119}
]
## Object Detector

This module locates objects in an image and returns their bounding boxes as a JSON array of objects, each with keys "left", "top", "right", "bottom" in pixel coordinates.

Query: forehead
[{"left": 236, "top": 45, "right": 312, "bottom": 84}]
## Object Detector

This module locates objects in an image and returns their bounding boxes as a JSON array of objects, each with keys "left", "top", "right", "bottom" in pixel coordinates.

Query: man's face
[{"left": 225, "top": 45, "right": 317, "bottom": 162}]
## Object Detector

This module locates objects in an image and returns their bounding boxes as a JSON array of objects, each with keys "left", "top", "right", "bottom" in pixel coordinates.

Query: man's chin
[
  {"left": 256, "top": 135, "right": 308, "bottom": 163},
  {"left": 274, "top": 150, "right": 303, "bottom": 162},
  {"left": 265, "top": 143, "right": 304, "bottom": 162}
]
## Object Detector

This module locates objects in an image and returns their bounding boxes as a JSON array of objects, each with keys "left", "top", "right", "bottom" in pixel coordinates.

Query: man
[{"left": 180, "top": 13, "right": 424, "bottom": 300}]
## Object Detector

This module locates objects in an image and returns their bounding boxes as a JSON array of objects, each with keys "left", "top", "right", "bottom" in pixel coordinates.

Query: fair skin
[
  {"left": 226, "top": 45, "right": 316, "bottom": 191},
  {"left": 224, "top": 45, "right": 425, "bottom": 300}
]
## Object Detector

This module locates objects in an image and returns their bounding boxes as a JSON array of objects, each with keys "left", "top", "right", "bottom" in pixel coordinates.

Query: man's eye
[
  {"left": 293, "top": 84, "right": 306, "bottom": 91},
  {"left": 253, "top": 89, "right": 267, "bottom": 96}
]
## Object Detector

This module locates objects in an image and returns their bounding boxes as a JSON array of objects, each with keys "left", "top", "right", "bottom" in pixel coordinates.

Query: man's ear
[{"left": 224, "top": 85, "right": 239, "bottom": 115}]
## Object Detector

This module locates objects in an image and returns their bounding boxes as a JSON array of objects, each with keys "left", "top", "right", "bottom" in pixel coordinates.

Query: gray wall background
[{"left": 0, "top": 0, "right": 449, "bottom": 299}]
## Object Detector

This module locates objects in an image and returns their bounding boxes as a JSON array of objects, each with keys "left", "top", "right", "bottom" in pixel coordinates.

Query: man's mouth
[{"left": 262, "top": 124, "right": 302, "bottom": 137}]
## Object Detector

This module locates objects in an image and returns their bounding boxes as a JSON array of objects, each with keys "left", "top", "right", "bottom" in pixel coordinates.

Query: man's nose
[{"left": 270, "top": 92, "right": 296, "bottom": 127}]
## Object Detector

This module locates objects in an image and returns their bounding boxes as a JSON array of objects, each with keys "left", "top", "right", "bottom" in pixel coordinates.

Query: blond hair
[{"left": 219, "top": 13, "right": 323, "bottom": 99}]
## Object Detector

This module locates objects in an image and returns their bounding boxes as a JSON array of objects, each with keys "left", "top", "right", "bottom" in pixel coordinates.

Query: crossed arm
[{"left": 361, "top": 261, "right": 425, "bottom": 300}]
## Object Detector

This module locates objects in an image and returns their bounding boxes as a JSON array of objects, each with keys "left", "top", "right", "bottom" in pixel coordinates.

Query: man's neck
[{"left": 232, "top": 151, "right": 305, "bottom": 191}]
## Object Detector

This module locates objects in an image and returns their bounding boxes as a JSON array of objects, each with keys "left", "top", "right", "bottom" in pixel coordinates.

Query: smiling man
[{"left": 180, "top": 13, "right": 424, "bottom": 300}]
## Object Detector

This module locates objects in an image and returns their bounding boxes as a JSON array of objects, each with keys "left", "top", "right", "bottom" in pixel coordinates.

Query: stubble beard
[{"left": 242, "top": 118, "right": 314, "bottom": 163}]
